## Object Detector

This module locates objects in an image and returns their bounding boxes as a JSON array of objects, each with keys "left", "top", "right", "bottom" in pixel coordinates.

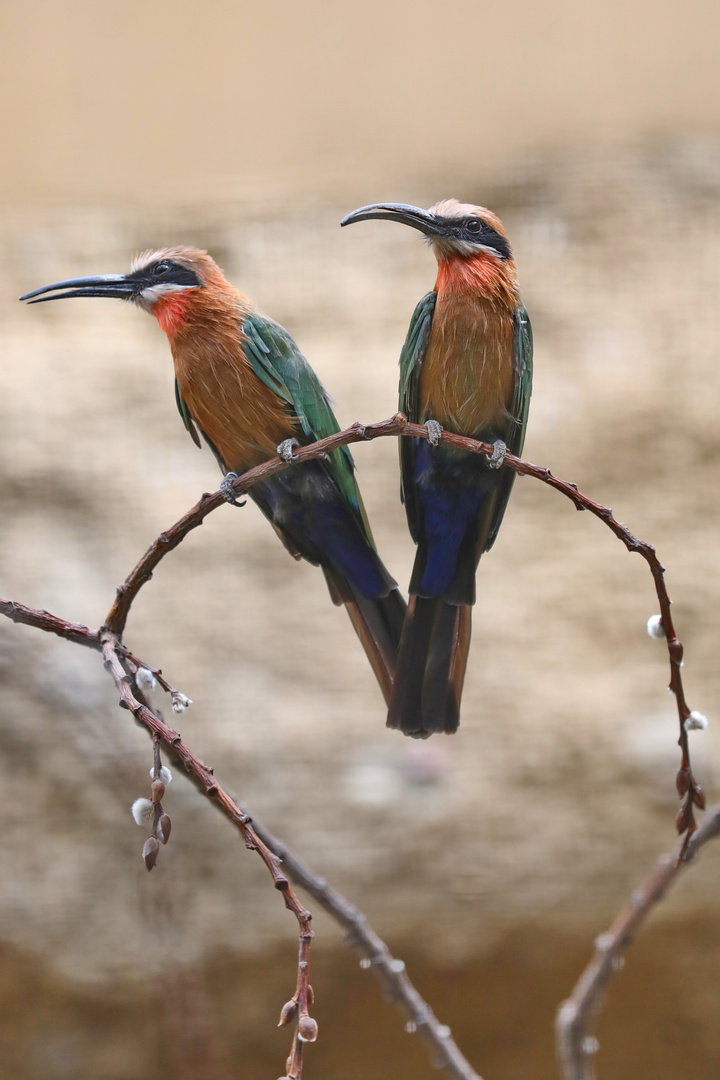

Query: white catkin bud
[
  {"left": 149, "top": 766, "right": 173, "bottom": 785},
  {"left": 131, "top": 798, "right": 154, "bottom": 825},
  {"left": 171, "top": 693, "right": 193, "bottom": 713},
  {"left": 684, "top": 711, "right": 708, "bottom": 731},
  {"left": 582, "top": 1036, "right": 600, "bottom": 1055},
  {"left": 135, "top": 667, "right": 156, "bottom": 691},
  {"left": 646, "top": 614, "right": 665, "bottom": 640}
]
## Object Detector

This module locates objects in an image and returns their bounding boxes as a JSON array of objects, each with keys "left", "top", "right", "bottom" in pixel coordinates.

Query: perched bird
[
  {"left": 341, "top": 201, "right": 532, "bottom": 737},
  {"left": 21, "top": 248, "right": 406, "bottom": 703}
]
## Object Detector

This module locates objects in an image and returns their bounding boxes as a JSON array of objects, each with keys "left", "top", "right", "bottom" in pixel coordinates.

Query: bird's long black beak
[
  {"left": 19, "top": 274, "right": 137, "bottom": 305},
  {"left": 341, "top": 203, "right": 441, "bottom": 237}
]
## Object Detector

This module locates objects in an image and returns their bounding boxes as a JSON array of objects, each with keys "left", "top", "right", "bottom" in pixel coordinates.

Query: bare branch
[
  {"left": 0, "top": 598, "right": 100, "bottom": 650},
  {"left": 0, "top": 589, "right": 483, "bottom": 1080},
  {"left": 99, "top": 413, "right": 701, "bottom": 842},
  {"left": 102, "top": 633, "right": 316, "bottom": 1080},
  {"left": 249, "top": 816, "right": 483, "bottom": 1080},
  {"left": 556, "top": 804, "right": 720, "bottom": 1080},
  {"left": 0, "top": 413, "right": 709, "bottom": 1077}
]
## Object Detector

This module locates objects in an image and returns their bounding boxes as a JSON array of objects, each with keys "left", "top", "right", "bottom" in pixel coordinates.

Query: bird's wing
[
  {"left": 484, "top": 303, "right": 533, "bottom": 550},
  {"left": 398, "top": 291, "right": 437, "bottom": 544},
  {"left": 242, "top": 312, "right": 373, "bottom": 534},
  {"left": 174, "top": 377, "right": 229, "bottom": 472},
  {"left": 174, "top": 378, "right": 201, "bottom": 447}
]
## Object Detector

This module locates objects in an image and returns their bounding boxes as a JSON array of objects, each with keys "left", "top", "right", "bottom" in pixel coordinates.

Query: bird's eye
[
  {"left": 465, "top": 218, "right": 483, "bottom": 234},
  {"left": 154, "top": 261, "right": 170, "bottom": 276}
]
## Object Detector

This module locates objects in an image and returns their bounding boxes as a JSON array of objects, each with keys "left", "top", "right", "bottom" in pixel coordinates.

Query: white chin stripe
[
  {"left": 138, "top": 283, "right": 194, "bottom": 308},
  {"left": 431, "top": 238, "right": 505, "bottom": 259}
]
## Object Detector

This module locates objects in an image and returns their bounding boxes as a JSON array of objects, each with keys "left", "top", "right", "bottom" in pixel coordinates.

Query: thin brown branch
[
  {"left": 556, "top": 803, "right": 720, "bottom": 1080},
  {"left": 102, "top": 414, "right": 409, "bottom": 638},
  {"left": 248, "top": 816, "right": 483, "bottom": 1080},
  {"left": 0, "top": 594, "right": 486, "bottom": 1080},
  {"left": 100, "top": 413, "right": 701, "bottom": 842},
  {"left": 116, "top": 642, "right": 184, "bottom": 700},
  {"left": 101, "top": 632, "right": 315, "bottom": 1080},
  {"left": 0, "top": 415, "right": 708, "bottom": 1076},
  {"left": 0, "top": 598, "right": 100, "bottom": 650}
]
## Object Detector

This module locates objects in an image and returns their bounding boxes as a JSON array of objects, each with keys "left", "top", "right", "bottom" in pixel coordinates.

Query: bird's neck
[
  {"left": 152, "top": 291, "right": 195, "bottom": 337},
  {"left": 434, "top": 252, "right": 518, "bottom": 308},
  {"left": 151, "top": 284, "right": 252, "bottom": 343}
]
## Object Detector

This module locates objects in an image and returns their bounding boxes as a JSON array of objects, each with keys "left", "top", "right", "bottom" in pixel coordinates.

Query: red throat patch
[
  {"left": 152, "top": 292, "right": 193, "bottom": 337},
  {"left": 434, "top": 253, "right": 506, "bottom": 297}
]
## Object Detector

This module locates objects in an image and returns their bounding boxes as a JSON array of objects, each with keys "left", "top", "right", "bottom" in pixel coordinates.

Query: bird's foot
[
  {"left": 488, "top": 439, "right": 507, "bottom": 469},
  {"left": 220, "top": 471, "right": 246, "bottom": 507},
  {"left": 425, "top": 419, "right": 443, "bottom": 447},
  {"left": 277, "top": 438, "right": 301, "bottom": 463}
]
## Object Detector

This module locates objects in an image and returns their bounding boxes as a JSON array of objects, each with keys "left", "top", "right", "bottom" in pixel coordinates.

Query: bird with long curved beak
[
  {"left": 20, "top": 247, "right": 407, "bottom": 704},
  {"left": 341, "top": 202, "right": 533, "bottom": 737}
]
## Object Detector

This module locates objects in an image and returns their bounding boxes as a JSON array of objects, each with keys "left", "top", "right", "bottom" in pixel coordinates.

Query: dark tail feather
[
  {"left": 324, "top": 569, "right": 407, "bottom": 706},
  {"left": 387, "top": 597, "right": 472, "bottom": 737}
]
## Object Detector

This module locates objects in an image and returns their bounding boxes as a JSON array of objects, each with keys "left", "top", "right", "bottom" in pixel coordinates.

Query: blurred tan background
[{"left": 1, "top": 2, "right": 720, "bottom": 1078}]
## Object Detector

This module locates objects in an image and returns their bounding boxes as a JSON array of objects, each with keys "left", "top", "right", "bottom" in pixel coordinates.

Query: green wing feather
[
  {"left": 174, "top": 378, "right": 201, "bottom": 447},
  {"left": 171, "top": 313, "right": 381, "bottom": 547},
  {"left": 398, "top": 292, "right": 437, "bottom": 545},
  {"left": 509, "top": 304, "right": 533, "bottom": 458},
  {"left": 485, "top": 303, "right": 533, "bottom": 550},
  {"left": 242, "top": 312, "right": 375, "bottom": 538}
]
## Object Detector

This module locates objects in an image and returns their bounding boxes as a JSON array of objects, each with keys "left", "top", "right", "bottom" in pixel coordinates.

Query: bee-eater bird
[
  {"left": 341, "top": 201, "right": 533, "bottom": 737},
  {"left": 20, "top": 248, "right": 406, "bottom": 703}
]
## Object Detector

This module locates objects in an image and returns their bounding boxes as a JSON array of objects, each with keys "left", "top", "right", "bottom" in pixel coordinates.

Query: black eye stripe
[
  {"left": 458, "top": 221, "right": 511, "bottom": 259},
  {"left": 129, "top": 260, "right": 201, "bottom": 288}
]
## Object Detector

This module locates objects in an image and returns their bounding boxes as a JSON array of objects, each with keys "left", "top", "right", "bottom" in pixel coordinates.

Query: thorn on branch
[
  {"left": 684, "top": 710, "right": 708, "bottom": 731},
  {"left": 278, "top": 1000, "right": 298, "bottom": 1027},
  {"left": 142, "top": 836, "right": 160, "bottom": 872},
  {"left": 676, "top": 800, "right": 694, "bottom": 834},
  {"left": 668, "top": 639, "right": 684, "bottom": 664},
  {"left": 135, "top": 666, "right": 157, "bottom": 691},
  {"left": 693, "top": 784, "right": 707, "bottom": 810},
  {"left": 297, "top": 1016, "right": 318, "bottom": 1043},
  {"left": 676, "top": 767, "right": 691, "bottom": 796}
]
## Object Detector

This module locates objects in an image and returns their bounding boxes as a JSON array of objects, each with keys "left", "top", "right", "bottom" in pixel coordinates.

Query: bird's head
[
  {"left": 342, "top": 199, "right": 512, "bottom": 260},
  {"left": 341, "top": 199, "right": 518, "bottom": 301},
  {"left": 20, "top": 247, "right": 230, "bottom": 337}
]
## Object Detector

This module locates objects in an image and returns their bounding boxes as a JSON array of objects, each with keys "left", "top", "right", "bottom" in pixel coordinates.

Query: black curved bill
[
  {"left": 340, "top": 203, "right": 440, "bottom": 237},
  {"left": 19, "top": 274, "right": 136, "bottom": 304}
]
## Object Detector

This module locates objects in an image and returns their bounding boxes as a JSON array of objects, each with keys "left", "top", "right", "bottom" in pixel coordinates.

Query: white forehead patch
[
  {"left": 429, "top": 198, "right": 483, "bottom": 221},
  {"left": 131, "top": 249, "right": 166, "bottom": 275}
]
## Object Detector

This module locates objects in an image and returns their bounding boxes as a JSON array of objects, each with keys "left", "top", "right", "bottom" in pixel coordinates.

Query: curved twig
[
  {"left": 0, "top": 598, "right": 101, "bottom": 649},
  {"left": 0, "top": 414, "right": 708, "bottom": 1079},
  {"left": 102, "top": 632, "right": 316, "bottom": 1080},
  {"left": 556, "top": 804, "right": 720, "bottom": 1080},
  {"left": 248, "top": 815, "right": 483, "bottom": 1080},
  {"left": 100, "top": 413, "right": 700, "bottom": 843},
  {"left": 0, "top": 593, "right": 483, "bottom": 1080}
]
